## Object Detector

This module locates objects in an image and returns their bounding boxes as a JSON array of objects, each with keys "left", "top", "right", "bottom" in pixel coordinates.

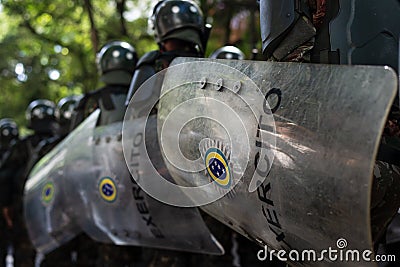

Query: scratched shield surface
[
  {"left": 24, "top": 156, "right": 79, "bottom": 254},
  {"left": 44, "top": 109, "right": 223, "bottom": 253},
  {"left": 23, "top": 110, "right": 100, "bottom": 253},
  {"left": 25, "top": 107, "right": 223, "bottom": 254},
  {"left": 120, "top": 115, "right": 224, "bottom": 254},
  {"left": 158, "top": 58, "right": 398, "bottom": 266}
]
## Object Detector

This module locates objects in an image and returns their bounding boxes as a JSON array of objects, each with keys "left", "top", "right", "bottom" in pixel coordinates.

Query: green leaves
[
  {"left": 0, "top": 0, "right": 259, "bottom": 132},
  {"left": 0, "top": 0, "right": 132, "bottom": 129}
]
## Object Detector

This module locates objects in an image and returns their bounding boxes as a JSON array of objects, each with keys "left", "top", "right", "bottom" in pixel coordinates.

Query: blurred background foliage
[{"left": 0, "top": 0, "right": 260, "bottom": 133}]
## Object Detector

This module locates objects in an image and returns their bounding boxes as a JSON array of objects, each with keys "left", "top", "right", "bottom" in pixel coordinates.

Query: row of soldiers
[
  {"left": 0, "top": 97, "right": 80, "bottom": 266},
  {"left": 0, "top": 1, "right": 273, "bottom": 266},
  {"left": 1, "top": 0, "right": 400, "bottom": 266},
  {"left": 0, "top": 94, "right": 97, "bottom": 267}
]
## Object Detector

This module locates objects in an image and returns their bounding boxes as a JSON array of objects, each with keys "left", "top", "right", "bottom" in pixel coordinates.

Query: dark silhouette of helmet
[
  {"left": 209, "top": 46, "right": 245, "bottom": 60},
  {"left": 56, "top": 95, "right": 82, "bottom": 125},
  {"left": 55, "top": 95, "right": 82, "bottom": 136},
  {"left": 96, "top": 41, "right": 138, "bottom": 85},
  {"left": 149, "top": 0, "right": 205, "bottom": 51},
  {"left": 0, "top": 118, "right": 19, "bottom": 146},
  {"left": 26, "top": 99, "right": 56, "bottom": 133}
]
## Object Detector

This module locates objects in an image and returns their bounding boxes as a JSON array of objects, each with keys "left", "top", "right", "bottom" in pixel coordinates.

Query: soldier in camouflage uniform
[
  {"left": 377, "top": 119, "right": 400, "bottom": 266},
  {"left": 259, "top": 0, "right": 400, "bottom": 255}
]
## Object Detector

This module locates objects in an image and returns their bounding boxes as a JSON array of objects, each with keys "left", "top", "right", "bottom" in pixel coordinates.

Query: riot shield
[
  {"left": 26, "top": 101, "right": 223, "bottom": 254},
  {"left": 24, "top": 158, "right": 77, "bottom": 254},
  {"left": 156, "top": 58, "right": 398, "bottom": 266},
  {"left": 24, "top": 110, "right": 100, "bottom": 253},
  {"left": 59, "top": 109, "right": 116, "bottom": 243},
  {"left": 81, "top": 115, "right": 223, "bottom": 254}
]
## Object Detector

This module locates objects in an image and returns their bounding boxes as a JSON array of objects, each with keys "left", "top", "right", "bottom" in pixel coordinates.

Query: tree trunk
[
  {"left": 84, "top": 0, "right": 99, "bottom": 53},
  {"left": 116, "top": 0, "right": 129, "bottom": 37}
]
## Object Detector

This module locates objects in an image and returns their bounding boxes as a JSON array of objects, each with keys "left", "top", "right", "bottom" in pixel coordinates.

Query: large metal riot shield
[
  {"left": 24, "top": 110, "right": 100, "bottom": 253},
  {"left": 156, "top": 58, "right": 398, "bottom": 266},
  {"left": 59, "top": 109, "right": 114, "bottom": 243},
  {"left": 26, "top": 105, "right": 223, "bottom": 254},
  {"left": 78, "top": 115, "right": 223, "bottom": 254}
]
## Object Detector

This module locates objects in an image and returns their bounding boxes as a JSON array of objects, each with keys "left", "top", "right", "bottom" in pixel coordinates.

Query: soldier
[
  {"left": 124, "top": 1, "right": 208, "bottom": 266},
  {"left": 258, "top": 0, "right": 400, "bottom": 259},
  {"left": 126, "top": 1, "right": 264, "bottom": 267},
  {"left": 0, "top": 119, "right": 19, "bottom": 164},
  {"left": 209, "top": 45, "right": 245, "bottom": 60},
  {"left": 0, "top": 99, "right": 58, "bottom": 267},
  {"left": 38, "top": 95, "right": 94, "bottom": 267},
  {"left": 24, "top": 99, "right": 59, "bottom": 162},
  {"left": 125, "top": 0, "right": 209, "bottom": 104},
  {"left": 0, "top": 118, "right": 19, "bottom": 267},
  {"left": 70, "top": 40, "right": 143, "bottom": 267},
  {"left": 55, "top": 95, "right": 83, "bottom": 137},
  {"left": 71, "top": 40, "right": 138, "bottom": 129}
]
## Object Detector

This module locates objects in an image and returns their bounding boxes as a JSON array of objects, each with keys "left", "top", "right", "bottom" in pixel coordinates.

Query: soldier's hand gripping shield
[
  {"left": 23, "top": 110, "right": 100, "bottom": 254},
  {"left": 153, "top": 58, "right": 399, "bottom": 266}
]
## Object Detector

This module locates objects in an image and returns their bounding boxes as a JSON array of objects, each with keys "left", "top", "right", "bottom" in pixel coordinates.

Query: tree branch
[
  {"left": 21, "top": 20, "right": 75, "bottom": 52},
  {"left": 116, "top": 0, "right": 129, "bottom": 37},
  {"left": 83, "top": 0, "right": 99, "bottom": 53}
]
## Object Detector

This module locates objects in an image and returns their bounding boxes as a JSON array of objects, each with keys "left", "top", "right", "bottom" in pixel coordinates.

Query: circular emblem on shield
[
  {"left": 42, "top": 181, "right": 54, "bottom": 204},
  {"left": 99, "top": 177, "right": 117, "bottom": 203},
  {"left": 205, "top": 148, "right": 231, "bottom": 188}
]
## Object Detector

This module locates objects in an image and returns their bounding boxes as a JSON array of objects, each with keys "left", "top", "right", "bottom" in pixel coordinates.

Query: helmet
[
  {"left": 209, "top": 46, "right": 245, "bottom": 60},
  {"left": 149, "top": 0, "right": 205, "bottom": 51},
  {"left": 96, "top": 41, "right": 138, "bottom": 85},
  {"left": 55, "top": 95, "right": 82, "bottom": 136},
  {"left": 55, "top": 95, "right": 83, "bottom": 125},
  {"left": 26, "top": 99, "right": 56, "bottom": 133},
  {"left": 0, "top": 118, "right": 19, "bottom": 147}
]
